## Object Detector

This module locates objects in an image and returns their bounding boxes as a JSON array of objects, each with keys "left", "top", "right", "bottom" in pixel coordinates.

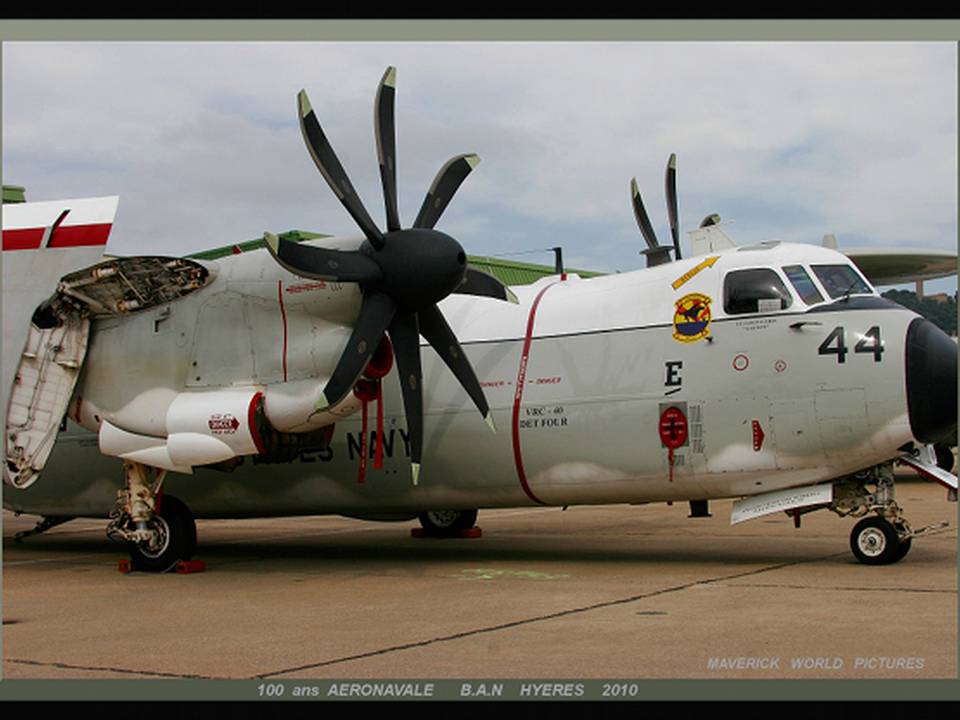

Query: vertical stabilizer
[{"left": 687, "top": 222, "right": 738, "bottom": 257}]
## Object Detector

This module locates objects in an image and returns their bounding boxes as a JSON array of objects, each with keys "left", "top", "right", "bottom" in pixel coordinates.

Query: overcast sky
[{"left": 3, "top": 42, "right": 957, "bottom": 293}]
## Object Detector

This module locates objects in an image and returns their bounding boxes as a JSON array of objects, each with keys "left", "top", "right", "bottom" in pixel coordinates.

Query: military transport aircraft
[{"left": 3, "top": 66, "right": 957, "bottom": 572}]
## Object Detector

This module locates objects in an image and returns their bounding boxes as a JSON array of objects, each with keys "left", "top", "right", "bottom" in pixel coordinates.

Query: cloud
[{"left": 3, "top": 41, "right": 956, "bottom": 290}]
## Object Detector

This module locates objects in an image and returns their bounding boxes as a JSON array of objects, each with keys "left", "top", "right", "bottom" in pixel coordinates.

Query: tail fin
[
  {"left": 2, "top": 196, "right": 118, "bottom": 487},
  {"left": 687, "top": 222, "right": 738, "bottom": 257}
]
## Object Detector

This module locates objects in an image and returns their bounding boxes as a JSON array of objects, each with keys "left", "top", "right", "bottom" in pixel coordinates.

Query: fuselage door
[{"left": 4, "top": 312, "right": 90, "bottom": 488}]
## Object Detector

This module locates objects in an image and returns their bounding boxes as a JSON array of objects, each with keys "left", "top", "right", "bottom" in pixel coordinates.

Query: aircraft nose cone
[{"left": 905, "top": 318, "right": 957, "bottom": 445}]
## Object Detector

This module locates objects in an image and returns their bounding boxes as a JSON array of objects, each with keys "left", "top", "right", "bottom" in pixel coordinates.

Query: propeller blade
[
  {"left": 418, "top": 303, "right": 495, "bottom": 433},
  {"left": 388, "top": 311, "right": 424, "bottom": 484},
  {"left": 319, "top": 293, "right": 396, "bottom": 409},
  {"left": 413, "top": 154, "right": 480, "bottom": 230},
  {"left": 264, "top": 233, "right": 382, "bottom": 283},
  {"left": 630, "top": 177, "right": 660, "bottom": 251},
  {"left": 665, "top": 153, "right": 682, "bottom": 260},
  {"left": 455, "top": 266, "right": 519, "bottom": 304},
  {"left": 298, "top": 89, "right": 385, "bottom": 250},
  {"left": 375, "top": 67, "right": 401, "bottom": 233}
]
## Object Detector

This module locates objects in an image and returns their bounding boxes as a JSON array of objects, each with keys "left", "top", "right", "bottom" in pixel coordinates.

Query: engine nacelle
[{"left": 98, "top": 389, "right": 266, "bottom": 473}]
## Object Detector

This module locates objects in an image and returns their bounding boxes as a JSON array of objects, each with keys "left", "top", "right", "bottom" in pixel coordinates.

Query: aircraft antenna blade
[
  {"left": 318, "top": 293, "right": 396, "bottom": 409},
  {"left": 665, "top": 153, "right": 682, "bottom": 260},
  {"left": 375, "top": 67, "right": 401, "bottom": 233},
  {"left": 264, "top": 233, "right": 382, "bottom": 283},
  {"left": 413, "top": 154, "right": 480, "bottom": 229},
  {"left": 298, "top": 89, "right": 386, "bottom": 250},
  {"left": 454, "top": 266, "right": 519, "bottom": 303},
  {"left": 418, "top": 303, "right": 495, "bottom": 432},
  {"left": 388, "top": 311, "right": 424, "bottom": 483}
]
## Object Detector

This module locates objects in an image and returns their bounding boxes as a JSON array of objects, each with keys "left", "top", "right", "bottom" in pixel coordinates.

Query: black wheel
[
  {"left": 417, "top": 509, "right": 478, "bottom": 537},
  {"left": 849, "top": 516, "right": 901, "bottom": 565},
  {"left": 129, "top": 495, "right": 197, "bottom": 572},
  {"left": 893, "top": 522, "right": 912, "bottom": 561},
  {"left": 934, "top": 445, "right": 955, "bottom": 473}
]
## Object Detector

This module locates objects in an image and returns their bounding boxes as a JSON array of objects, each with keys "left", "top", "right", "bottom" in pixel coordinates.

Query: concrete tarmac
[{"left": 2, "top": 479, "right": 956, "bottom": 681}]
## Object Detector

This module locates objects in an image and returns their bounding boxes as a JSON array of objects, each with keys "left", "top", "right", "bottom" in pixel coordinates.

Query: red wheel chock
[
  {"left": 410, "top": 527, "right": 482, "bottom": 539},
  {"left": 117, "top": 559, "right": 206, "bottom": 574},
  {"left": 175, "top": 559, "right": 206, "bottom": 574}
]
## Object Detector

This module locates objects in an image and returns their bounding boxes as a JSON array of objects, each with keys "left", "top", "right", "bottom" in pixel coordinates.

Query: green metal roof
[
  {"left": 467, "top": 255, "right": 603, "bottom": 284},
  {"left": 186, "top": 230, "right": 330, "bottom": 261},
  {"left": 2, "top": 185, "right": 26, "bottom": 203},
  {"left": 188, "top": 231, "right": 605, "bottom": 286}
]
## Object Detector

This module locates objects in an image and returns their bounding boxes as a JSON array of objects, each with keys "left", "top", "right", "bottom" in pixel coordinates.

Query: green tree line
[{"left": 882, "top": 289, "right": 958, "bottom": 336}]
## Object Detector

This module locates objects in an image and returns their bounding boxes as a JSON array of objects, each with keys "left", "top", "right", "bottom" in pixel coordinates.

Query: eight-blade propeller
[{"left": 266, "top": 66, "right": 509, "bottom": 484}]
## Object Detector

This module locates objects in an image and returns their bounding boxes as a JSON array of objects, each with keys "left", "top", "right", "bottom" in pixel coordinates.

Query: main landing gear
[
  {"left": 831, "top": 462, "right": 945, "bottom": 565},
  {"left": 417, "top": 509, "right": 478, "bottom": 537},
  {"left": 106, "top": 460, "right": 197, "bottom": 572}
]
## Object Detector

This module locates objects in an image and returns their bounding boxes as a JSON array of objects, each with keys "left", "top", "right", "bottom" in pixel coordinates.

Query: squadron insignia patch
[{"left": 673, "top": 293, "right": 712, "bottom": 343}]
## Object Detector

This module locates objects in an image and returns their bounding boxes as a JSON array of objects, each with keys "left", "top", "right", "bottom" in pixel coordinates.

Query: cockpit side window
[
  {"left": 782, "top": 265, "right": 825, "bottom": 305},
  {"left": 811, "top": 264, "right": 872, "bottom": 299},
  {"left": 723, "top": 268, "right": 794, "bottom": 315}
]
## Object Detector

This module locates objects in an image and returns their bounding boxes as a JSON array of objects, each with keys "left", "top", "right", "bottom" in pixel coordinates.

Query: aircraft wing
[{"left": 841, "top": 247, "right": 957, "bottom": 287}]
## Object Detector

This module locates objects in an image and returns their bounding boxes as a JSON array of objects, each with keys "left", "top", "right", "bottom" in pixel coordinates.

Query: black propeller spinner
[
  {"left": 265, "top": 66, "right": 505, "bottom": 484},
  {"left": 630, "top": 153, "right": 683, "bottom": 268}
]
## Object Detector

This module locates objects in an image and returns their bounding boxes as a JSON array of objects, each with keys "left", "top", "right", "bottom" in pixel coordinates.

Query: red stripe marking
[
  {"left": 511, "top": 281, "right": 560, "bottom": 506},
  {"left": 2, "top": 228, "right": 45, "bottom": 251},
  {"left": 74, "top": 396, "right": 84, "bottom": 424},
  {"left": 3, "top": 223, "right": 112, "bottom": 251},
  {"left": 277, "top": 280, "right": 288, "bottom": 382},
  {"left": 248, "top": 391, "right": 266, "bottom": 454}
]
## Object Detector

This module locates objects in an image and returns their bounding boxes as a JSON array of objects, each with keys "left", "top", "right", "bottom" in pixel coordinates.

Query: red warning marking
[
  {"left": 659, "top": 406, "right": 688, "bottom": 484},
  {"left": 752, "top": 420, "right": 765, "bottom": 451},
  {"left": 732, "top": 354, "right": 749, "bottom": 372},
  {"left": 659, "top": 406, "right": 688, "bottom": 449},
  {"left": 512, "top": 281, "right": 560, "bottom": 506}
]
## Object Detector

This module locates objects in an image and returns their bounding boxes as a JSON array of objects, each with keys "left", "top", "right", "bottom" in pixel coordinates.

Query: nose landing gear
[{"left": 833, "top": 463, "right": 948, "bottom": 565}]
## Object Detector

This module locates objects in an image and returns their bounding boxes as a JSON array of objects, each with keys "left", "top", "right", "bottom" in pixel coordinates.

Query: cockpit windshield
[
  {"left": 811, "top": 264, "right": 872, "bottom": 299},
  {"left": 782, "top": 265, "right": 825, "bottom": 305}
]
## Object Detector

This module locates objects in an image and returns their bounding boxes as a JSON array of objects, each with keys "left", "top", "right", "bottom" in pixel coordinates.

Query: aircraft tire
[
  {"left": 934, "top": 445, "right": 955, "bottom": 473},
  {"left": 892, "top": 521, "right": 913, "bottom": 561},
  {"left": 418, "top": 509, "right": 478, "bottom": 537},
  {"left": 849, "top": 516, "right": 902, "bottom": 565},
  {"left": 129, "top": 495, "right": 197, "bottom": 573}
]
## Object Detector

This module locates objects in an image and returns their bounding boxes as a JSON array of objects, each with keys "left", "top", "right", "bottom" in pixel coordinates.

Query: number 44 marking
[{"left": 818, "top": 326, "right": 884, "bottom": 364}]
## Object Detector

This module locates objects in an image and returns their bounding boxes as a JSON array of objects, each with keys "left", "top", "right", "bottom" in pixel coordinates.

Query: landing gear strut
[{"left": 106, "top": 460, "right": 197, "bottom": 572}]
